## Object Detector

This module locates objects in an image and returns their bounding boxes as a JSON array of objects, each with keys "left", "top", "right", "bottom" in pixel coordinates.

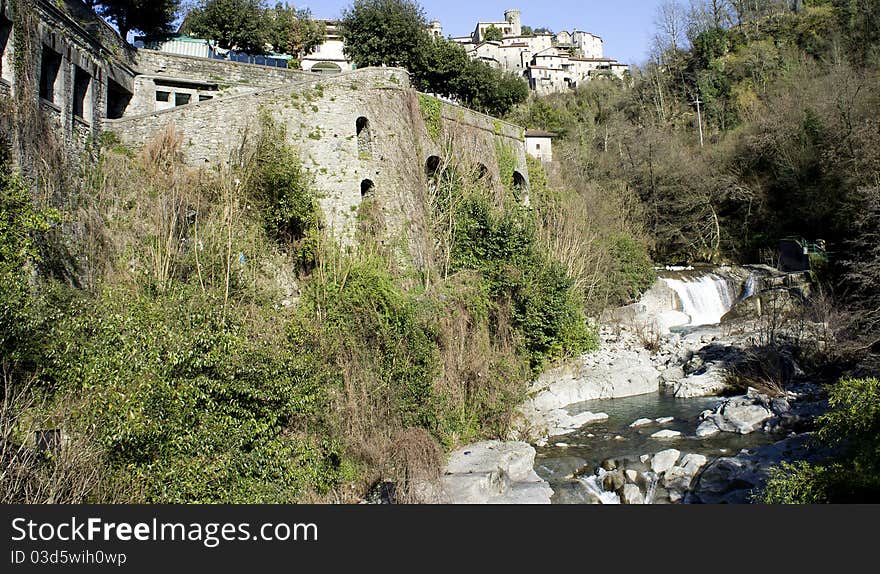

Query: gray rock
[
  {"left": 680, "top": 453, "right": 709, "bottom": 475},
  {"left": 621, "top": 484, "right": 645, "bottom": 505},
  {"left": 671, "top": 363, "right": 730, "bottom": 398},
  {"left": 630, "top": 418, "right": 655, "bottom": 428},
  {"left": 441, "top": 441, "right": 553, "bottom": 504},
  {"left": 660, "top": 366, "right": 685, "bottom": 384},
  {"left": 689, "top": 434, "right": 821, "bottom": 504},
  {"left": 651, "top": 449, "right": 681, "bottom": 474},
  {"left": 601, "top": 458, "right": 618, "bottom": 472},
  {"left": 696, "top": 420, "right": 721, "bottom": 438},
  {"left": 656, "top": 417, "right": 675, "bottom": 424},
  {"left": 714, "top": 397, "right": 774, "bottom": 435}
]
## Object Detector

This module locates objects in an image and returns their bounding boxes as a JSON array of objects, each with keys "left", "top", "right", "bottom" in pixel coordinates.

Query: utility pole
[{"left": 693, "top": 96, "right": 704, "bottom": 147}]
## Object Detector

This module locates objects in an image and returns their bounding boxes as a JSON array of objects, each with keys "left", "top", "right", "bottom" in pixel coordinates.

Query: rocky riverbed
[{"left": 435, "top": 269, "right": 830, "bottom": 505}]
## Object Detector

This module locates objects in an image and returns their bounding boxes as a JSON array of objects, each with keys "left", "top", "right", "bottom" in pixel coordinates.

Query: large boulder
[
  {"left": 441, "top": 441, "right": 554, "bottom": 504},
  {"left": 669, "top": 363, "right": 730, "bottom": 398},
  {"left": 529, "top": 355, "right": 661, "bottom": 412},
  {"left": 689, "top": 434, "right": 821, "bottom": 504},
  {"left": 651, "top": 449, "right": 682, "bottom": 474},
  {"left": 621, "top": 484, "right": 646, "bottom": 505},
  {"left": 698, "top": 391, "right": 775, "bottom": 435}
]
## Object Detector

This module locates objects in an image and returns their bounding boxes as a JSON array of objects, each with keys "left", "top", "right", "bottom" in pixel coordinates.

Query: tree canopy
[
  {"left": 183, "top": 0, "right": 325, "bottom": 56},
  {"left": 185, "top": 0, "right": 269, "bottom": 53},
  {"left": 340, "top": 0, "right": 529, "bottom": 116},
  {"left": 339, "top": 0, "right": 431, "bottom": 70},
  {"left": 267, "top": 3, "right": 326, "bottom": 58},
  {"left": 86, "top": 0, "right": 180, "bottom": 40}
]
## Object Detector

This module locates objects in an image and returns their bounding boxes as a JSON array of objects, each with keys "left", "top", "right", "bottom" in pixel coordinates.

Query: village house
[
  {"left": 452, "top": 8, "right": 629, "bottom": 94},
  {"left": 525, "top": 130, "right": 555, "bottom": 163}
]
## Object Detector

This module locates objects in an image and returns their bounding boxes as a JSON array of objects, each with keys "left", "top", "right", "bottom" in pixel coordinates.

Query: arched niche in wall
[
  {"left": 356, "top": 116, "right": 373, "bottom": 158},
  {"left": 425, "top": 155, "right": 442, "bottom": 179},
  {"left": 312, "top": 62, "right": 342, "bottom": 75},
  {"left": 512, "top": 170, "right": 528, "bottom": 201},
  {"left": 361, "top": 179, "right": 376, "bottom": 198}
]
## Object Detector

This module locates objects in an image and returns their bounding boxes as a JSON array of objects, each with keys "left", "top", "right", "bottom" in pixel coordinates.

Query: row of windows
[
  {"left": 10, "top": 32, "right": 132, "bottom": 121},
  {"left": 38, "top": 45, "right": 94, "bottom": 123},
  {"left": 155, "top": 90, "right": 213, "bottom": 107}
]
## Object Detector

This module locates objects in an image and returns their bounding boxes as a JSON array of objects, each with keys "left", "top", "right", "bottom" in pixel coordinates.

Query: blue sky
[{"left": 301, "top": 0, "right": 666, "bottom": 65}]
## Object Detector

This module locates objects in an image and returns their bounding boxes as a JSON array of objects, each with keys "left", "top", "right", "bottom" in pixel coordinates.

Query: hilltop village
[{"left": 146, "top": 8, "right": 630, "bottom": 95}]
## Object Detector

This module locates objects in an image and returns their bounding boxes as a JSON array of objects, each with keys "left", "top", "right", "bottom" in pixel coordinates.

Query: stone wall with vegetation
[{"left": 105, "top": 67, "right": 530, "bottom": 247}]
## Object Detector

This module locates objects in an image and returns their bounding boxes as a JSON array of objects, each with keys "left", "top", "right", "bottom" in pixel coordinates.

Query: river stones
[
  {"left": 621, "top": 484, "right": 645, "bottom": 505},
  {"left": 441, "top": 441, "right": 554, "bottom": 504},
  {"left": 651, "top": 449, "right": 681, "bottom": 474},
  {"left": 602, "top": 471, "right": 626, "bottom": 492},
  {"left": 651, "top": 430, "right": 682, "bottom": 439},
  {"left": 601, "top": 458, "right": 618, "bottom": 471},
  {"left": 697, "top": 391, "right": 775, "bottom": 435},
  {"left": 630, "top": 418, "right": 654, "bottom": 428}
]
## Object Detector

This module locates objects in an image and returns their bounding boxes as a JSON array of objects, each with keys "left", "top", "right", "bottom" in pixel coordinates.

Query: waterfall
[
  {"left": 741, "top": 274, "right": 757, "bottom": 301},
  {"left": 661, "top": 274, "right": 737, "bottom": 326},
  {"left": 644, "top": 472, "right": 659, "bottom": 505},
  {"left": 578, "top": 470, "right": 621, "bottom": 505}
]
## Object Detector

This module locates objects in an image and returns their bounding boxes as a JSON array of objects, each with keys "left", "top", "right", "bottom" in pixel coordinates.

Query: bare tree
[
  {"left": 655, "top": 0, "right": 688, "bottom": 53},
  {"left": 687, "top": 0, "right": 733, "bottom": 38}
]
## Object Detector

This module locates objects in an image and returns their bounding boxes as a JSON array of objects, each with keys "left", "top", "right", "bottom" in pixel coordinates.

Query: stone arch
[
  {"left": 312, "top": 61, "right": 342, "bottom": 75},
  {"left": 356, "top": 116, "right": 373, "bottom": 158},
  {"left": 361, "top": 179, "right": 375, "bottom": 198},
  {"left": 425, "top": 155, "right": 442, "bottom": 179}
]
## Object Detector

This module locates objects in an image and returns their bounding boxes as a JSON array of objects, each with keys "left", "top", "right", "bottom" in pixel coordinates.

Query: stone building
[
  {"left": 2, "top": 0, "right": 532, "bottom": 250},
  {"left": 452, "top": 8, "right": 629, "bottom": 94},
  {"left": 525, "top": 130, "right": 554, "bottom": 163},
  {"left": 300, "top": 19, "right": 355, "bottom": 75},
  {"left": 1, "top": 0, "right": 139, "bottom": 162}
]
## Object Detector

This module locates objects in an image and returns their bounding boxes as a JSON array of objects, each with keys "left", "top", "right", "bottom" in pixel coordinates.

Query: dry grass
[{"left": 726, "top": 347, "right": 797, "bottom": 398}]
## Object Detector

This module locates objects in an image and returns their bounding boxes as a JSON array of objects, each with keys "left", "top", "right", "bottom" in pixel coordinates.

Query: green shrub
[
  {"left": 419, "top": 94, "right": 442, "bottom": 140},
  {"left": 44, "top": 286, "right": 347, "bottom": 503},
  {"left": 0, "top": 164, "right": 59, "bottom": 373},
  {"left": 450, "top": 186, "right": 597, "bottom": 371},
  {"left": 249, "top": 113, "right": 321, "bottom": 270},
  {"left": 604, "top": 235, "right": 656, "bottom": 306},
  {"left": 762, "top": 377, "right": 880, "bottom": 503}
]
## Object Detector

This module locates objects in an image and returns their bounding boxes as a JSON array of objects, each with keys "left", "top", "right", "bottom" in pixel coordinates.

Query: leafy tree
[
  {"left": 185, "top": 0, "right": 269, "bottom": 54},
  {"left": 86, "top": 1, "right": 180, "bottom": 40},
  {"left": 339, "top": 0, "right": 528, "bottom": 116},
  {"left": 483, "top": 25, "right": 503, "bottom": 42},
  {"left": 267, "top": 3, "right": 325, "bottom": 57},
  {"left": 339, "top": 0, "right": 431, "bottom": 70}
]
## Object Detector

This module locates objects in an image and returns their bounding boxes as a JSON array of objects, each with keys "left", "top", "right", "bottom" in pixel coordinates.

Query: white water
[
  {"left": 578, "top": 470, "right": 621, "bottom": 505},
  {"left": 644, "top": 472, "right": 659, "bottom": 505},
  {"left": 661, "top": 274, "right": 737, "bottom": 327}
]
